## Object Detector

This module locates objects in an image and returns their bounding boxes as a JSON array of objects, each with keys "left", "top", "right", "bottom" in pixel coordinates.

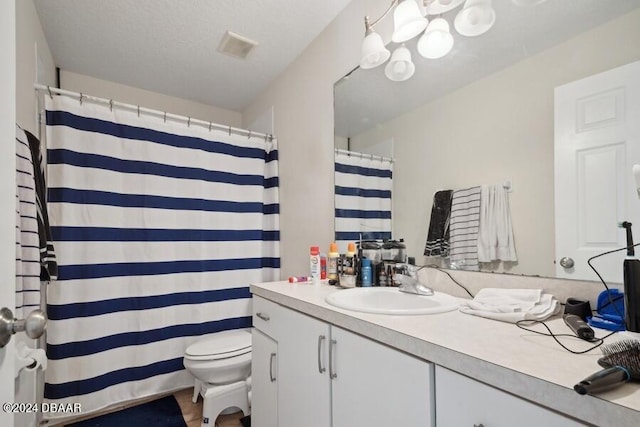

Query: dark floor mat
[{"left": 68, "top": 395, "right": 187, "bottom": 427}]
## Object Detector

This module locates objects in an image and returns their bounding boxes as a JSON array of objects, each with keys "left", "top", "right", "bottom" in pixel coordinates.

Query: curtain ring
[
  {"left": 47, "top": 86, "right": 53, "bottom": 99},
  {"left": 248, "top": 130, "right": 252, "bottom": 139},
  {"left": 264, "top": 134, "right": 268, "bottom": 143},
  {"left": 137, "top": 105, "right": 140, "bottom": 117},
  {"left": 164, "top": 112, "right": 167, "bottom": 123},
  {"left": 228, "top": 126, "right": 231, "bottom": 136},
  {"left": 79, "top": 93, "right": 83, "bottom": 105},
  {"left": 209, "top": 122, "right": 212, "bottom": 132},
  {"left": 187, "top": 117, "right": 191, "bottom": 127},
  {"left": 109, "top": 99, "right": 114, "bottom": 112}
]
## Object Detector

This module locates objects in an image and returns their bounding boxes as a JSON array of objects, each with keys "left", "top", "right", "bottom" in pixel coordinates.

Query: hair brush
[{"left": 574, "top": 339, "right": 640, "bottom": 395}]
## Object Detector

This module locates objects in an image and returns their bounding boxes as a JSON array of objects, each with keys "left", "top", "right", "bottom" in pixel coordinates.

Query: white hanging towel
[{"left": 477, "top": 184, "right": 517, "bottom": 263}]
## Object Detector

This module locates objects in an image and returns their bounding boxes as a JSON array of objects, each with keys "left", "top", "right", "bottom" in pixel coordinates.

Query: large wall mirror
[{"left": 334, "top": 0, "right": 640, "bottom": 282}]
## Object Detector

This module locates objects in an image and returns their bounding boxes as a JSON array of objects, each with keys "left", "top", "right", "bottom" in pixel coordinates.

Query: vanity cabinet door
[
  {"left": 331, "top": 326, "right": 435, "bottom": 427},
  {"left": 435, "top": 366, "right": 586, "bottom": 427},
  {"left": 250, "top": 328, "right": 278, "bottom": 427},
  {"left": 277, "top": 307, "right": 331, "bottom": 427},
  {"left": 253, "top": 295, "right": 331, "bottom": 427}
]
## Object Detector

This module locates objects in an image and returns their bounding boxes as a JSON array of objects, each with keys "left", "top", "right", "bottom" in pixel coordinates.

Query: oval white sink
[{"left": 325, "top": 287, "right": 459, "bottom": 315}]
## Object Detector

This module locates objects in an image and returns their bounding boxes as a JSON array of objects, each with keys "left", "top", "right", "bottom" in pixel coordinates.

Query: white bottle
[{"left": 310, "top": 246, "right": 321, "bottom": 283}]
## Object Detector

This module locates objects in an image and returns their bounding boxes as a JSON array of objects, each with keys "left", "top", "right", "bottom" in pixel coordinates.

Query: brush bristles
[
  {"left": 601, "top": 339, "right": 640, "bottom": 356},
  {"left": 599, "top": 339, "right": 640, "bottom": 375}
]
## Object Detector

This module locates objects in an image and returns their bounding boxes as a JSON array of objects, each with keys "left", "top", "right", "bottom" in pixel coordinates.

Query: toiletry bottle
[
  {"left": 328, "top": 242, "right": 339, "bottom": 281},
  {"left": 320, "top": 253, "right": 327, "bottom": 280},
  {"left": 338, "top": 242, "right": 357, "bottom": 287},
  {"left": 361, "top": 258, "right": 372, "bottom": 287},
  {"left": 379, "top": 265, "right": 388, "bottom": 287},
  {"left": 310, "top": 246, "right": 321, "bottom": 284},
  {"left": 345, "top": 242, "right": 356, "bottom": 275}
]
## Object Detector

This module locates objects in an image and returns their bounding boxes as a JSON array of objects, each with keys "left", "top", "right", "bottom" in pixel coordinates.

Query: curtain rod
[
  {"left": 34, "top": 84, "right": 274, "bottom": 142},
  {"left": 335, "top": 148, "right": 393, "bottom": 163}
]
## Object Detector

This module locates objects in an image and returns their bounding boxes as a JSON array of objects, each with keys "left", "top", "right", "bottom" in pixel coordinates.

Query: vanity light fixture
[{"left": 360, "top": 0, "right": 496, "bottom": 81}]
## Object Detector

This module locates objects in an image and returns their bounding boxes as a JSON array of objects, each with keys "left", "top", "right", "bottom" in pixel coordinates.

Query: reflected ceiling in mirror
[
  {"left": 336, "top": 0, "right": 640, "bottom": 139},
  {"left": 334, "top": 0, "right": 640, "bottom": 281}
]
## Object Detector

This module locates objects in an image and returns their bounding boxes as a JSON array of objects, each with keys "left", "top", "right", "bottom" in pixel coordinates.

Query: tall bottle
[
  {"left": 310, "top": 246, "right": 321, "bottom": 284},
  {"left": 328, "top": 242, "right": 339, "bottom": 281},
  {"left": 361, "top": 258, "right": 372, "bottom": 287}
]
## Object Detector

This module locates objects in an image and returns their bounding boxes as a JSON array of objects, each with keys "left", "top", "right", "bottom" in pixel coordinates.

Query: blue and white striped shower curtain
[
  {"left": 43, "top": 95, "right": 279, "bottom": 417},
  {"left": 334, "top": 151, "right": 392, "bottom": 251}
]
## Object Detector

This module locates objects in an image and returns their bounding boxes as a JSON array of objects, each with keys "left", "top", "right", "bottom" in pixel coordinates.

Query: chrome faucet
[{"left": 393, "top": 264, "right": 434, "bottom": 296}]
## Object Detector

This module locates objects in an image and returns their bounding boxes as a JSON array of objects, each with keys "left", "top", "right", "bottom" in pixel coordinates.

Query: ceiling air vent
[{"left": 217, "top": 31, "right": 258, "bottom": 59}]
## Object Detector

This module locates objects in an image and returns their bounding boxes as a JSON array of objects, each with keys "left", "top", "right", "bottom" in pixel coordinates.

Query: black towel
[
  {"left": 424, "top": 190, "right": 453, "bottom": 257},
  {"left": 25, "top": 130, "right": 58, "bottom": 280}
]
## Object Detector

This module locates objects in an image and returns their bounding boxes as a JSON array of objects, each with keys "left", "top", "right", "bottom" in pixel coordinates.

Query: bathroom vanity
[{"left": 250, "top": 281, "right": 640, "bottom": 427}]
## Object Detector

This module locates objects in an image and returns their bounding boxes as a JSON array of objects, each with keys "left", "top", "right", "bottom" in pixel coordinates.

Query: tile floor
[{"left": 174, "top": 388, "right": 245, "bottom": 427}]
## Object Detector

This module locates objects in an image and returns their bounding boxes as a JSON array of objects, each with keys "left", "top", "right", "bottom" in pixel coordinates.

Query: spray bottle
[
  {"left": 621, "top": 221, "right": 640, "bottom": 332},
  {"left": 310, "top": 246, "right": 321, "bottom": 284}
]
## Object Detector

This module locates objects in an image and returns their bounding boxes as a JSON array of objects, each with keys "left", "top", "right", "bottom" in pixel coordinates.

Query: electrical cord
[
  {"left": 417, "top": 264, "right": 475, "bottom": 298},
  {"left": 515, "top": 319, "right": 618, "bottom": 354},
  {"left": 416, "top": 263, "right": 612, "bottom": 353},
  {"left": 515, "top": 242, "right": 640, "bottom": 353},
  {"left": 586, "top": 241, "right": 640, "bottom": 326},
  {"left": 415, "top": 243, "right": 638, "bottom": 354}
]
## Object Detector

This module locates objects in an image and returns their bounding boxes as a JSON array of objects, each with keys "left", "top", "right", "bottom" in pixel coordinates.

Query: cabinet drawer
[{"left": 252, "top": 295, "right": 286, "bottom": 338}]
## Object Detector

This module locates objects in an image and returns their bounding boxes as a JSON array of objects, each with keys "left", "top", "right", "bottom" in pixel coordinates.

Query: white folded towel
[{"left": 459, "top": 288, "right": 560, "bottom": 323}]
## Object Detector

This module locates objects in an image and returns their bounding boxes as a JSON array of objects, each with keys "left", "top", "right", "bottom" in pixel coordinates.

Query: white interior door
[
  {"left": 1, "top": 1, "right": 17, "bottom": 426},
  {"left": 555, "top": 60, "right": 640, "bottom": 283}
]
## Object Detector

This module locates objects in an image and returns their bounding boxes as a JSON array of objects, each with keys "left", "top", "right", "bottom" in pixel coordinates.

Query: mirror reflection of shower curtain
[
  {"left": 334, "top": 150, "right": 393, "bottom": 252},
  {"left": 43, "top": 94, "right": 280, "bottom": 419}
]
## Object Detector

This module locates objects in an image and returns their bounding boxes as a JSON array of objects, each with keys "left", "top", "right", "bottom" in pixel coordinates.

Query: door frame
[{"left": 1, "top": 0, "right": 17, "bottom": 425}]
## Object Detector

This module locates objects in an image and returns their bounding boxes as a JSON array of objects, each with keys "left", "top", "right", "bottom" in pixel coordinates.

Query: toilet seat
[{"left": 185, "top": 330, "right": 251, "bottom": 361}]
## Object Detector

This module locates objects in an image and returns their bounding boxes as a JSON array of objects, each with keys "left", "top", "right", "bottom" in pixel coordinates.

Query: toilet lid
[{"left": 185, "top": 330, "right": 251, "bottom": 359}]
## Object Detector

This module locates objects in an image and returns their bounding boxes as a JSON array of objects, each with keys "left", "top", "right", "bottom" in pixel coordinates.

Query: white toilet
[{"left": 183, "top": 329, "right": 252, "bottom": 426}]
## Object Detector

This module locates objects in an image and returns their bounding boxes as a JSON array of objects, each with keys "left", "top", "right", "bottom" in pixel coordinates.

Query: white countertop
[{"left": 250, "top": 280, "right": 640, "bottom": 427}]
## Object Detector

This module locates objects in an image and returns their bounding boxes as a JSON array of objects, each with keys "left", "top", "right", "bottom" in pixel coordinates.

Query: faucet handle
[{"left": 395, "top": 263, "right": 417, "bottom": 277}]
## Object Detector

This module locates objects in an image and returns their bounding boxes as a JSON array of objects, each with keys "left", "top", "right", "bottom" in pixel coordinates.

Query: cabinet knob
[{"left": 256, "top": 312, "right": 270, "bottom": 321}]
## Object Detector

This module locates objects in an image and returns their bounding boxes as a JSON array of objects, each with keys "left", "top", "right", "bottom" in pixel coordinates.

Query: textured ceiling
[
  {"left": 335, "top": 0, "right": 640, "bottom": 138},
  {"left": 34, "top": 0, "right": 352, "bottom": 112}
]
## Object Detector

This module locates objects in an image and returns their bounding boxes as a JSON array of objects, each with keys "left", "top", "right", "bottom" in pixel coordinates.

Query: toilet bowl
[{"left": 183, "top": 329, "right": 252, "bottom": 426}]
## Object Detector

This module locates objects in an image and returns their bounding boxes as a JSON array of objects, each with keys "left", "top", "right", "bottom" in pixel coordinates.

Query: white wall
[
  {"left": 243, "top": 0, "right": 394, "bottom": 277},
  {"left": 61, "top": 70, "right": 242, "bottom": 128},
  {"left": 16, "top": 0, "right": 56, "bottom": 136},
  {"left": 351, "top": 9, "right": 640, "bottom": 277}
]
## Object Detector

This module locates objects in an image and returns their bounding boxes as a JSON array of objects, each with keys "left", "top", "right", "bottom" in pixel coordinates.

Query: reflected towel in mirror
[
  {"left": 424, "top": 190, "right": 453, "bottom": 257},
  {"left": 478, "top": 184, "right": 517, "bottom": 262}
]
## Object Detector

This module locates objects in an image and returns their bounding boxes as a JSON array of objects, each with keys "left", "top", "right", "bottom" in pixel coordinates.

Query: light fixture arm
[
  {"left": 364, "top": 0, "right": 433, "bottom": 34},
  {"left": 364, "top": 0, "right": 399, "bottom": 34}
]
